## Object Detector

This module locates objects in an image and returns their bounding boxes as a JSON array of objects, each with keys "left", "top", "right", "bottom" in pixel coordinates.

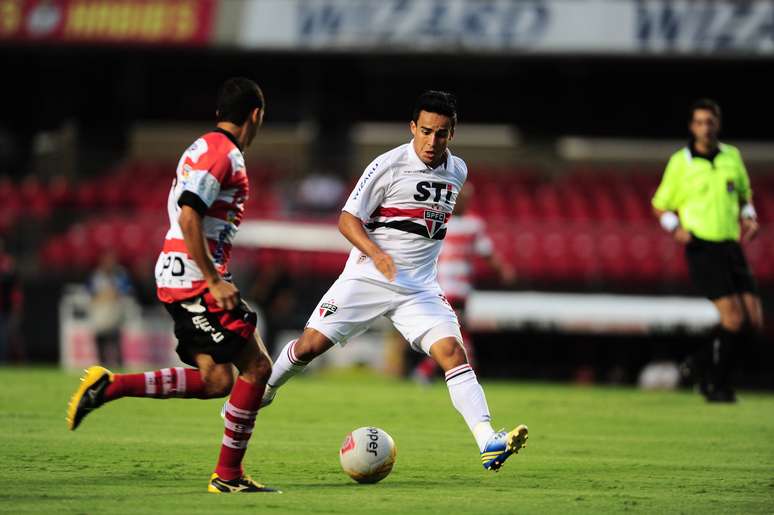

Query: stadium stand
[{"left": 33, "top": 161, "right": 774, "bottom": 287}]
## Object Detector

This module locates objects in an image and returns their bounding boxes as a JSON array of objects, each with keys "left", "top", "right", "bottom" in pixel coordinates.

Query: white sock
[
  {"left": 445, "top": 364, "right": 495, "bottom": 452},
  {"left": 267, "top": 340, "right": 308, "bottom": 389}
]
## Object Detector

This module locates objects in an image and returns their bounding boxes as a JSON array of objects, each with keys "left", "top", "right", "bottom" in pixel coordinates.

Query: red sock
[
  {"left": 104, "top": 368, "right": 207, "bottom": 401},
  {"left": 215, "top": 377, "right": 265, "bottom": 480}
]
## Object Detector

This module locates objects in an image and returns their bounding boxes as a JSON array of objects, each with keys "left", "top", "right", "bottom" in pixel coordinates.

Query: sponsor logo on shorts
[
  {"left": 181, "top": 298, "right": 206, "bottom": 313},
  {"left": 192, "top": 315, "right": 225, "bottom": 343},
  {"left": 357, "top": 254, "right": 368, "bottom": 264},
  {"left": 319, "top": 300, "right": 338, "bottom": 318}
]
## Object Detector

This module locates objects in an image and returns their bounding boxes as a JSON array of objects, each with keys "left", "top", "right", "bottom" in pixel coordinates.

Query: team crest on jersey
[
  {"left": 424, "top": 209, "right": 447, "bottom": 238},
  {"left": 319, "top": 300, "right": 338, "bottom": 318},
  {"left": 726, "top": 180, "right": 735, "bottom": 193}
]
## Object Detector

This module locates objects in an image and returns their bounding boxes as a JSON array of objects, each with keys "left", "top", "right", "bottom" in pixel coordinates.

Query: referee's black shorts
[{"left": 685, "top": 235, "right": 758, "bottom": 300}]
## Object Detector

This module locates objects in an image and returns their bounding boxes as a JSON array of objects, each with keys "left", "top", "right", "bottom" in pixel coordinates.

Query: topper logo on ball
[{"left": 366, "top": 427, "right": 380, "bottom": 456}]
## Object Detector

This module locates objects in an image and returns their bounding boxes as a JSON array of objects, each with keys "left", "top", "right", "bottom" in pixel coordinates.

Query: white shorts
[{"left": 306, "top": 276, "right": 461, "bottom": 355}]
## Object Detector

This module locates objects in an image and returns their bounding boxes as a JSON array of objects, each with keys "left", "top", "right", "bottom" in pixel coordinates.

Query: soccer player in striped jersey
[
  {"left": 262, "top": 91, "right": 528, "bottom": 471},
  {"left": 412, "top": 183, "right": 515, "bottom": 383},
  {"left": 66, "top": 78, "right": 279, "bottom": 493}
]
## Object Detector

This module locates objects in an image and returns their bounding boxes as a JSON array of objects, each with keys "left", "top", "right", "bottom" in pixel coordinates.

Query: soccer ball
[{"left": 339, "top": 427, "right": 397, "bottom": 484}]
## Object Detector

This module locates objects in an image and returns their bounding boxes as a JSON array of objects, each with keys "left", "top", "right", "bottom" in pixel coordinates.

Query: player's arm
[
  {"left": 340, "top": 159, "right": 396, "bottom": 281},
  {"left": 737, "top": 152, "right": 759, "bottom": 242},
  {"left": 486, "top": 252, "right": 516, "bottom": 284},
  {"left": 475, "top": 227, "right": 515, "bottom": 284},
  {"left": 177, "top": 148, "right": 238, "bottom": 310},
  {"left": 338, "top": 211, "right": 396, "bottom": 281},
  {"left": 178, "top": 204, "right": 239, "bottom": 310},
  {"left": 652, "top": 156, "right": 691, "bottom": 244}
]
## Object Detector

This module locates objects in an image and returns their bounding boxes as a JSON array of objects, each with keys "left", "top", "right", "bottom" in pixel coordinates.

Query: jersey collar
[
  {"left": 213, "top": 127, "right": 243, "bottom": 152},
  {"left": 688, "top": 138, "right": 721, "bottom": 163},
  {"left": 407, "top": 139, "right": 451, "bottom": 171}
]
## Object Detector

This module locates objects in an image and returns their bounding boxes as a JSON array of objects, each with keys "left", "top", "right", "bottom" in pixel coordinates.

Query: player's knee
[
  {"left": 202, "top": 371, "right": 234, "bottom": 398},
  {"left": 431, "top": 338, "right": 467, "bottom": 368},
  {"left": 254, "top": 353, "right": 272, "bottom": 382},
  {"left": 239, "top": 355, "right": 272, "bottom": 385},
  {"left": 294, "top": 331, "right": 330, "bottom": 362},
  {"left": 721, "top": 309, "right": 744, "bottom": 332}
]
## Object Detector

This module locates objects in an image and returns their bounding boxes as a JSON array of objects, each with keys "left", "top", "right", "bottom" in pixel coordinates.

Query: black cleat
[
  {"left": 704, "top": 387, "right": 737, "bottom": 403},
  {"left": 208, "top": 473, "right": 281, "bottom": 493}
]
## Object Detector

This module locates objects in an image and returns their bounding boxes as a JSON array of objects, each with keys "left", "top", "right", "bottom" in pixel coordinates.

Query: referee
[{"left": 652, "top": 99, "right": 763, "bottom": 403}]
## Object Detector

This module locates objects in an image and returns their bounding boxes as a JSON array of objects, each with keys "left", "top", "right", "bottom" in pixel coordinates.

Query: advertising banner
[
  {"left": 235, "top": 0, "right": 774, "bottom": 56},
  {"left": 0, "top": 0, "right": 217, "bottom": 46}
]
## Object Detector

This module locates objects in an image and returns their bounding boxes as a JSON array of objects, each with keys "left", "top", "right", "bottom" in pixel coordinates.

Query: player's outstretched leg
[
  {"left": 67, "top": 365, "right": 222, "bottom": 430},
  {"left": 413, "top": 329, "right": 476, "bottom": 384},
  {"left": 209, "top": 335, "right": 280, "bottom": 493},
  {"left": 429, "top": 336, "right": 528, "bottom": 472},
  {"left": 259, "top": 329, "right": 334, "bottom": 408}
]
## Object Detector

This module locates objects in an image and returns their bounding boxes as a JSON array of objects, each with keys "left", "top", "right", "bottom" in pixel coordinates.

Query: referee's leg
[
  {"left": 704, "top": 295, "right": 746, "bottom": 401},
  {"left": 712, "top": 295, "right": 745, "bottom": 333},
  {"left": 740, "top": 293, "right": 764, "bottom": 332}
]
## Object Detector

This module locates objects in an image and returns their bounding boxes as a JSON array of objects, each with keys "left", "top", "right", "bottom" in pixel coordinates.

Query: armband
[
  {"left": 741, "top": 204, "right": 757, "bottom": 220},
  {"left": 659, "top": 211, "right": 680, "bottom": 232}
]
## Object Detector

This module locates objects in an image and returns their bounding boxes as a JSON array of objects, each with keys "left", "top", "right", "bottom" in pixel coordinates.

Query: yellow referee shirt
[{"left": 652, "top": 143, "right": 752, "bottom": 242}]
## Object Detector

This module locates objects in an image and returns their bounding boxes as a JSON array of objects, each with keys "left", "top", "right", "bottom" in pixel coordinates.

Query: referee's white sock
[
  {"left": 267, "top": 340, "right": 308, "bottom": 389},
  {"left": 445, "top": 364, "right": 495, "bottom": 452}
]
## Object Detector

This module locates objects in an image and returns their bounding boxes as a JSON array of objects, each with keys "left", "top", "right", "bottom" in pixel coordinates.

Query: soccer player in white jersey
[
  {"left": 264, "top": 91, "right": 528, "bottom": 471},
  {"left": 66, "top": 78, "right": 279, "bottom": 493},
  {"left": 413, "top": 183, "right": 515, "bottom": 383}
]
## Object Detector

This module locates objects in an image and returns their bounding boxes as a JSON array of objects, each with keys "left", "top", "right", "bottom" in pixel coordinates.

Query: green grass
[{"left": 1, "top": 367, "right": 773, "bottom": 514}]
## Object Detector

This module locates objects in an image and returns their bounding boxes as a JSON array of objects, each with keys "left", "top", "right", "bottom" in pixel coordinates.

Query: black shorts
[
  {"left": 163, "top": 290, "right": 257, "bottom": 367},
  {"left": 685, "top": 236, "right": 758, "bottom": 301}
]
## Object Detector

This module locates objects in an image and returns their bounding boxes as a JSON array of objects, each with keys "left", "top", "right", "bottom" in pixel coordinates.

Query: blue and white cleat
[{"left": 480, "top": 425, "right": 529, "bottom": 471}]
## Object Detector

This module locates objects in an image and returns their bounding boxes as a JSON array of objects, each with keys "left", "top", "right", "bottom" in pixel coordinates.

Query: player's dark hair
[
  {"left": 216, "top": 77, "right": 265, "bottom": 125},
  {"left": 690, "top": 98, "right": 721, "bottom": 122},
  {"left": 412, "top": 90, "right": 458, "bottom": 128}
]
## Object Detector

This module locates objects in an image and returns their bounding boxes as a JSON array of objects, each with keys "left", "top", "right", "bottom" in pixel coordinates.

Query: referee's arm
[
  {"left": 738, "top": 153, "right": 760, "bottom": 242},
  {"left": 652, "top": 156, "right": 691, "bottom": 244}
]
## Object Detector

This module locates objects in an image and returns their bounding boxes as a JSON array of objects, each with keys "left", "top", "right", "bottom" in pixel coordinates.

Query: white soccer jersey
[
  {"left": 437, "top": 214, "right": 493, "bottom": 302},
  {"left": 341, "top": 141, "right": 468, "bottom": 290}
]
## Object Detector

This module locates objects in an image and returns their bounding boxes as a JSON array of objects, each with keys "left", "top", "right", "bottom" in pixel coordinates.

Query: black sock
[{"left": 708, "top": 328, "right": 741, "bottom": 393}]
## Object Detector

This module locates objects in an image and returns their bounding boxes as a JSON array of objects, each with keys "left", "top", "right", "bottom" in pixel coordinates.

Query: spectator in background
[
  {"left": 0, "top": 239, "right": 22, "bottom": 362},
  {"left": 413, "top": 183, "right": 515, "bottom": 383},
  {"left": 88, "top": 252, "right": 133, "bottom": 367},
  {"left": 295, "top": 172, "right": 346, "bottom": 213}
]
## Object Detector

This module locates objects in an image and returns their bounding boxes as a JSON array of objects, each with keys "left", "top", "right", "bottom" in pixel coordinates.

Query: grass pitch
[{"left": 1, "top": 367, "right": 773, "bottom": 514}]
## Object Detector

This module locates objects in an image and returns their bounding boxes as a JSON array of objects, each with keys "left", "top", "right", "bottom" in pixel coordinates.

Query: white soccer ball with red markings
[{"left": 339, "top": 427, "right": 397, "bottom": 484}]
